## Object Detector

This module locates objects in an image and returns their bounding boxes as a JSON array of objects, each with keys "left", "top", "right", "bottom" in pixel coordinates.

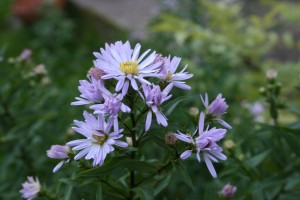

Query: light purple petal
[{"left": 180, "top": 150, "right": 192, "bottom": 160}]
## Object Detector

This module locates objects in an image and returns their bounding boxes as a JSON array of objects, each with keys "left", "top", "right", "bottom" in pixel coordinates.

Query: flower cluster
[
  {"left": 66, "top": 41, "right": 193, "bottom": 168},
  {"left": 175, "top": 94, "right": 231, "bottom": 178}
]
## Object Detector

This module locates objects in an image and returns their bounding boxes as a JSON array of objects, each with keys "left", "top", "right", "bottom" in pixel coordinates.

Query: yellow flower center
[
  {"left": 120, "top": 61, "right": 138, "bottom": 75},
  {"left": 166, "top": 72, "right": 172, "bottom": 80},
  {"left": 93, "top": 134, "right": 107, "bottom": 145}
]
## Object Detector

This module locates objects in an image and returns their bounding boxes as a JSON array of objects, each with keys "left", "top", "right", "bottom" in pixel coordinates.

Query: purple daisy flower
[
  {"left": 93, "top": 41, "right": 162, "bottom": 96},
  {"left": 141, "top": 83, "right": 173, "bottom": 131},
  {"left": 201, "top": 93, "right": 232, "bottom": 129},
  {"left": 20, "top": 177, "right": 41, "bottom": 200},
  {"left": 71, "top": 77, "right": 104, "bottom": 106},
  {"left": 67, "top": 111, "right": 128, "bottom": 167},
  {"left": 47, "top": 145, "right": 70, "bottom": 173},
  {"left": 175, "top": 112, "right": 227, "bottom": 178},
  {"left": 158, "top": 56, "right": 193, "bottom": 90},
  {"left": 90, "top": 86, "right": 130, "bottom": 133}
]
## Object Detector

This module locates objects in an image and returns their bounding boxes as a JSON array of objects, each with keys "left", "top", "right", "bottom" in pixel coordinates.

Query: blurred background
[{"left": 1, "top": 0, "right": 300, "bottom": 199}]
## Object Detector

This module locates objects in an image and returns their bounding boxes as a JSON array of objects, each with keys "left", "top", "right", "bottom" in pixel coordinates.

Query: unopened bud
[
  {"left": 259, "top": 87, "right": 266, "bottom": 96},
  {"left": 219, "top": 183, "right": 237, "bottom": 199},
  {"left": 165, "top": 132, "right": 177, "bottom": 145},
  {"left": 88, "top": 67, "right": 105, "bottom": 80},
  {"left": 224, "top": 139, "right": 235, "bottom": 150},
  {"left": 126, "top": 137, "right": 133, "bottom": 147},
  {"left": 266, "top": 69, "right": 277, "bottom": 79},
  {"left": 189, "top": 107, "right": 199, "bottom": 117},
  {"left": 34, "top": 64, "right": 47, "bottom": 75}
]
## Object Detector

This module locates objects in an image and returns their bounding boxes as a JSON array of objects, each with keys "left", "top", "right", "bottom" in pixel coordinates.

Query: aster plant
[{"left": 21, "top": 41, "right": 231, "bottom": 199}]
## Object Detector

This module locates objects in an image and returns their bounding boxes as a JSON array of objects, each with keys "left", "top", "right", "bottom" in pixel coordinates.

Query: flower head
[
  {"left": 201, "top": 93, "right": 231, "bottom": 129},
  {"left": 71, "top": 78, "right": 104, "bottom": 106},
  {"left": 20, "top": 176, "right": 41, "bottom": 200},
  {"left": 67, "top": 111, "right": 128, "bottom": 167},
  {"left": 158, "top": 56, "right": 193, "bottom": 90},
  {"left": 90, "top": 86, "right": 130, "bottom": 133},
  {"left": 219, "top": 183, "right": 237, "bottom": 198},
  {"left": 175, "top": 112, "right": 227, "bottom": 178},
  {"left": 93, "top": 41, "right": 162, "bottom": 95},
  {"left": 141, "top": 83, "right": 173, "bottom": 131},
  {"left": 47, "top": 145, "right": 70, "bottom": 173}
]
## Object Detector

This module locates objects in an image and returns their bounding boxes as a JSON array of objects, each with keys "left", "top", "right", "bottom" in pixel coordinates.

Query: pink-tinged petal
[
  {"left": 196, "top": 152, "right": 201, "bottom": 162},
  {"left": 175, "top": 133, "right": 192, "bottom": 143},
  {"left": 200, "top": 93, "right": 209, "bottom": 107},
  {"left": 162, "top": 83, "right": 173, "bottom": 95},
  {"left": 137, "top": 49, "right": 151, "bottom": 63},
  {"left": 210, "top": 151, "right": 227, "bottom": 161},
  {"left": 116, "top": 78, "right": 125, "bottom": 92},
  {"left": 67, "top": 139, "right": 88, "bottom": 146},
  {"left": 131, "top": 44, "right": 141, "bottom": 61},
  {"left": 121, "top": 103, "right": 131, "bottom": 113},
  {"left": 198, "top": 112, "right": 205, "bottom": 133},
  {"left": 151, "top": 105, "right": 158, "bottom": 113},
  {"left": 114, "top": 140, "right": 128, "bottom": 148},
  {"left": 156, "top": 111, "right": 168, "bottom": 126},
  {"left": 74, "top": 147, "right": 90, "bottom": 160},
  {"left": 113, "top": 118, "right": 119, "bottom": 134},
  {"left": 122, "top": 80, "right": 130, "bottom": 96},
  {"left": 214, "top": 119, "right": 232, "bottom": 129},
  {"left": 53, "top": 161, "right": 64, "bottom": 173},
  {"left": 130, "top": 77, "right": 139, "bottom": 90},
  {"left": 138, "top": 51, "right": 156, "bottom": 69},
  {"left": 145, "top": 111, "right": 152, "bottom": 131},
  {"left": 203, "top": 153, "right": 217, "bottom": 178},
  {"left": 173, "top": 82, "right": 191, "bottom": 90},
  {"left": 180, "top": 150, "right": 192, "bottom": 160}
]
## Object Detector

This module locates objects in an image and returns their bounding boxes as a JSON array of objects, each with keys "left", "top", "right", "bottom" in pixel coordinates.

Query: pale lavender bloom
[
  {"left": 90, "top": 86, "right": 130, "bottom": 133},
  {"left": 47, "top": 145, "right": 70, "bottom": 173},
  {"left": 201, "top": 93, "right": 232, "bottom": 129},
  {"left": 243, "top": 101, "right": 264, "bottom": 122},
  {"left": 93, "top": 41, "right": 162, "bottom": 96},
  {"left": 20, "top": 177, "right": 41, "bottom": 200},
  {"left": 71, "top": 77, "right": 104, "bottom": 106},
  {"left": 175, "top": 112, "right": 227, "bottom": 178},
  {"left": 158, "top": 56, "right": 193, "bottom": 90},
  {"left": 67, "top": 111, "right": 128, "bottom": 167},
  {"left": 219, "top": 183, "right": 237, "bottom": 198},
  {"left": 18, "top": 49, "right": 32, "bottom": 61},
  {"left": 141, "top": 83, "right": 173, "bottom": 131}
]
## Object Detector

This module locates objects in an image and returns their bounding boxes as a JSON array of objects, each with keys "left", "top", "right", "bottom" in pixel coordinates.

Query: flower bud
[
  {"left": 126, "top": 137, "right": 133, "bottom": 147},
  {"left": 165, "top": 132, "right": 177, "bottom": 145},
  {"left": 224, "top": 139, "right": 235, "bottom": 150},
  {"left": 266, "top": 69, "right": 277, "bottom": 79},
  {"left": 189, "top": 106, "right": 199, "bottom": 117},
  {"left": 47, "top": 145, "right": 70, "bottom": 159},
  {"left": 88, "top": 67, "right": 105, "bottom": 80},
  {"left": 219, "top": 183, "right": 237, "bottom": 198}
]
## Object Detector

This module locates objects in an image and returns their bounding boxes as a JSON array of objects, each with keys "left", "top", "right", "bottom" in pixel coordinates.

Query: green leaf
[
  {"left": 78, "top": 156, "right": 128, "bottom": 178},
  {"left": 95, "top": 183, "right": 103, "bottom": 200},
  {"left": 281, "top": 128, "right": 300, "bottom": 157},
  {"left": 125, "top": 160, "right": 157, "bottom": 173},
  {"left": 245, "top": 150, "right": 271, "bottom": 168},
  {"left": 133, "top": 186, "right": 154, "bottom": 200},
  {"left": 173, "top": 160, "right": 195, "bottom": 190},
  {"left": 164, "top": 96, "right": 187, "bottom": 116},
  {"left": 78, "top": 157, "right": 157, "bottom": 178},
  {"left": 154, "top": 174, "right": 172, "bottom": 195}
]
